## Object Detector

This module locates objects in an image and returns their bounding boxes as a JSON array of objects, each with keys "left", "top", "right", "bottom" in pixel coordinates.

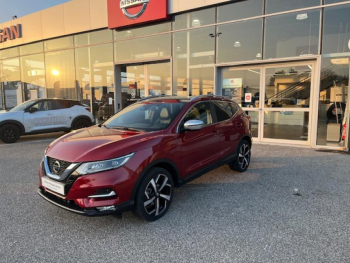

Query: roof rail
[
  {"left": 139, "top": 95, "right": 175, "bottom": 101},
  {"left": 189, "top": 95, "right": 228, "bottom": 101}
]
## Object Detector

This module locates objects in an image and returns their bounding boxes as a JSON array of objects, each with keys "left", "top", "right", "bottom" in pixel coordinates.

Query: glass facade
[{"left": 0, "top": 0, "right": 349, "bottom": 148}]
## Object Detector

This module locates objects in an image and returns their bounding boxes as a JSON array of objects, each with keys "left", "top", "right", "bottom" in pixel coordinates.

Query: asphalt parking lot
[{"left": 0, "top": 136, "right": 350, "bottom": 263}]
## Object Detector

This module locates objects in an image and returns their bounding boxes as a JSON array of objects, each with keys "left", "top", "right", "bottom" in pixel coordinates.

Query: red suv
[{"left": 38, "top": 96, "right": 252, "bottom": 221}]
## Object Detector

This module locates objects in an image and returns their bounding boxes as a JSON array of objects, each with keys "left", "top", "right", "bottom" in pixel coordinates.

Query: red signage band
[
  {"left": 0, "top": 24, "right": 22, "bottom": 43},
  {"left": 108, "top": 0, "right": 169, "bottom": 29}
]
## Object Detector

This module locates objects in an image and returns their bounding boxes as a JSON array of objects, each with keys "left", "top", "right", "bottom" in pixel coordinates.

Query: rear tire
[
  {"left": 133, "top": 167, "right": 174, "bottom": 221},
  {"left": 0, "top": 124, "right": 21, "bottom": 143},
  {"left": 229, "top": 140, "right": 251, "bottom": 172},
  {"left": 72, "top": 118, "right": 91, "bottom": 130}
]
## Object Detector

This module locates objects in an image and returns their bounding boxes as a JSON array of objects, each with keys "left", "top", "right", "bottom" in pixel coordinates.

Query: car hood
[{"left": 46, "top": 126, "right": 162, "bottom": 163}]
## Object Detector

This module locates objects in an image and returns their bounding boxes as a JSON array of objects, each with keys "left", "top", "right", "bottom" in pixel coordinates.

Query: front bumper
[{"left": 38, "top": 188, "right": 134, "bottom": 216}]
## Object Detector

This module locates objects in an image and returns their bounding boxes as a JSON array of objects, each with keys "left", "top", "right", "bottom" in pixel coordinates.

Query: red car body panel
[{"left": 38, "top": 96, "right": 252, "bottom": 215}]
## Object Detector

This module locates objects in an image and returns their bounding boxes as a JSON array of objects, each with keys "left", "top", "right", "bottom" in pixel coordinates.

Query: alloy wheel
[
  {"left": 238, "top": 143, "right": 251, "bottom": 170},
  {"left": 3, "top": 127, "right": 17, "bottom": 140},
  {"left": 143, "top": 174, "right": 172, "bottom": 216}
]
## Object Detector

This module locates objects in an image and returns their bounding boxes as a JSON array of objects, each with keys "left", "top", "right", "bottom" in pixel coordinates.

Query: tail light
[
  {"left": 342, "top": 124, "right": 346, "bottom": 141},
  {"left": 85, "top": 107, "right": 91, "bottom": 112}
]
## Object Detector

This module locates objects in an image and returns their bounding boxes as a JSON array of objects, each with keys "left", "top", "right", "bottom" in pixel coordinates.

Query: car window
[
  {"left": 230, "top": 102, "right": 239, "bottom": 116},
  {"left": 183, "top": 102, "right": 213, "bottom": 125},
  {"left": 31, "top": 101, "right": 53, "bottom": 111},
  {"left": 104, "top": 102, "right": 187, "bottom": 132},
  {"left": 55, "top": 100, "right": 73, "bottom": 109},
  {"left": 213, "top": 101, "right": 234, "bottom": 122}
]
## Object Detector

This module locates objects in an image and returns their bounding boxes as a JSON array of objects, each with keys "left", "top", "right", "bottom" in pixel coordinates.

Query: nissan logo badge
[
  {"left": 120, "top": 0, "right": 149, "bottom": 19},
  {"left": 52, "top": 161, "right": 61, "bottom": 174}
]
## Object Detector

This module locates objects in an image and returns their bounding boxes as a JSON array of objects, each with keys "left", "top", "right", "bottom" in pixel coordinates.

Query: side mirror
[
  {"left": 184, "top": 120, "right": 204, "bottom": 131},
  {"left": 29, "top": 107, "right": 38, "bottom": 114}
]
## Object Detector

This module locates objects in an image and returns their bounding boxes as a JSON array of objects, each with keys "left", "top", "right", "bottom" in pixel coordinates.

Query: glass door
[
  {"left": 220, "top": 61, "right": 315, "bottom": 145},
  {"left": 262, "top": 63, "right": 314, "bottom": 144},
  {"left": 118, "top": 61, "right": 171, "bottom": 109},
  {"left": 221, "top": 66, "right": 262, "bottom": 139}
]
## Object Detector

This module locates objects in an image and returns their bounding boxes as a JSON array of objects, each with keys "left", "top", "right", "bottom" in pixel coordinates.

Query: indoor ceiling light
[
  {"left": 296, "top": 13, "right": 308, "bottom": 20},
  {"left": 234, "top": 41, "right": 241, "bottom": 48},
  {"left": 331, "top": 58, "right": 349, "bottom": 65},
  {"left": 256, "top": 53, "right": 262, "bottom": 58},
  {"left": 125, "top": 30, "right": 133, "bottom": 37},
  {"left": 192, "top": 19, "right": 201, "bottom": 27},
  {"left": 348, "top": 39, "right": 350, "bottom": 50}
]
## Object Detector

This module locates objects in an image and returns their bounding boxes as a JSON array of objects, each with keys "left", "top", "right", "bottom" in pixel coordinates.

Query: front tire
[
  {"left": 230, "top": 140, "right": 251, "bottom": 172},
  {"left": 133, "top": 167, "right": 174, "bottom": 221},
  {"left": 0, "top": 124, "right": 21, "bottom": 143}
]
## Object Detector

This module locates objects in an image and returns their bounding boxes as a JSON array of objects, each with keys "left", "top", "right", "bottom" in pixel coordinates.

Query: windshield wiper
[{"left": 112, "top": 126, "right": 144, "bottom": 132}]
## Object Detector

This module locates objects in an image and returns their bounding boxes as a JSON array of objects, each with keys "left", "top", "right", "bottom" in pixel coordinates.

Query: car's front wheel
[
  {"left": 230, "top": 140, "right": 251, "bottom": 172},
  {"left": 0, "top": 124, "right": 21, "bottom": 143},
  {"left": 133, "top": 167, "right": 174, "bottom": 221}
]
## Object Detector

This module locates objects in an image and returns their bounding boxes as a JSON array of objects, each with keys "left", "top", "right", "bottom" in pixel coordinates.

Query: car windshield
[
  {"left": 104, "top": 101, "right": 188, "bottom": 132},
  {"left": 8, "top": 100, "right": 38, "bottom": 112}
]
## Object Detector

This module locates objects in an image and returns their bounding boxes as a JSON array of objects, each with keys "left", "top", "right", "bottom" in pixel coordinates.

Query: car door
[
  {"left": 53, "top": 100, "right": 73, "bottom": 129},
  {"left": 179, "top": 101, "right": 221, "bottom": 177},
  {"left": 212, "top": 101, "right": 242, "bottom": 159},
  {"left": 23, "top": 100, "right": 56, "bottom": 133}
]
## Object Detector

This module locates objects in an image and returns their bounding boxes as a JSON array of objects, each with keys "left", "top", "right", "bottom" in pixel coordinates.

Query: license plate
[{"left": 42, "top": 177, "right": 65, "bottom": 196}]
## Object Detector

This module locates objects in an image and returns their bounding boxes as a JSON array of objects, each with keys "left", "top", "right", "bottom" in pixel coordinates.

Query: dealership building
[{"left": 0, "top": 0, "right": 349, "bottom": 150}]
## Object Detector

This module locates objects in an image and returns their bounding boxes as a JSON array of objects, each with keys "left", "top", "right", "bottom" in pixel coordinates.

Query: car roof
[{"left": 33, "top": 98, "right": 79, "bottom": 102}]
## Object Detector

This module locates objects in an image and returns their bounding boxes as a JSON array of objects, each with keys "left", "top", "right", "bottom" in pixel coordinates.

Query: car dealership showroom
[{"left": 0, "top": 0, "right": 349, "bottom": 150}]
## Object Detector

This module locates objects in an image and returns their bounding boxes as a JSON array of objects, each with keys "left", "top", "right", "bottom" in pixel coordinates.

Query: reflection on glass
[
  {"left": 245, "top": 111, "right": 259, "bottom": 138},
  {"left": 20, "top": 54, "right": 46, "bottom": 101},
  {"left": 75, "top": 29, "right": 113, "bottom": 47},
  {"left": 322, "top": 4, "right": 350, "bottom": 55},
  {"left": 115, "top": 34, "right": 171, "bottom": 62},
  {"left": 173, "top": 27, "right": 215, "bottom": 96},
  {"left": 217, "top": 19, "right": 262, "bottom": 63},
  {"left": 114, "top": 22, "right": 170, "bottom": 41},
  {"left": 148, "top": 63, "right": 171, "bottom": 96},
  {"left": 45, "top": 49, "right": 77, "bottom": 100},
  {"left": 75, "top": 47, "right": 91, "bottom": 108},
  {"left": 264, "top": 10, "right": 320, "bottom": 59},
  {"left": 0, "top": 47, "right": 19, "bottom": 59},
  {"left": 189, "top": 67, "right": 214, "bottom": 96},
  {"left": 121, "top": 65, "right": 145, "bottom": 108},
  {"left": 264, "top": 111, "right": 309, "bottom": 141},
  {"left": 0, "top": 58, "right": 22, "bottom": 110},
  {"left": 317, "top": 55, "right": 349, "bottom": 146},
  {"left": 173, "top": 8, "right": 215, "bottom": 30},
  {"left": 217, "top": 0, "right": 263, "bottom": 22},
  {"left": 90, "top": 44, "right": 114, "bottom": 122},
  {"left": 265, "top": 0, "right": 320, "bottom": 14},
  {"left": 221, "top": 67, "right": 261, "bottom": 107},
  {"left": 44, "top": 36, "right": 74, "bottom": 52},
  {"left": 265, "top": 65, "right": 312, "bottom": 108},
  {"left": 19, "top": 42, "right": 44, "bottom": 56}
]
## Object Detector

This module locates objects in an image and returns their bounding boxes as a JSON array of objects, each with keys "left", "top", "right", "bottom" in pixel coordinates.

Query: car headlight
[{"left": 75, "top": 153, "right": 134, "bottom": 175}]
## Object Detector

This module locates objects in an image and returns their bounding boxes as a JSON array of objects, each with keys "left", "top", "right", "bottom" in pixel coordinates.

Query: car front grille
[{"left": 47, "top": 157, "right": 72, "bottom": 176}]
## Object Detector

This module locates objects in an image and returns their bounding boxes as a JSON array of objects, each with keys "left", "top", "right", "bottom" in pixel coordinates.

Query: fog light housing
[
  {"left": 88, "top": 188, "right": 117, "bottom": 198},
  {"left": 96, "top": 206, "right": 116, "bottom": 212}
]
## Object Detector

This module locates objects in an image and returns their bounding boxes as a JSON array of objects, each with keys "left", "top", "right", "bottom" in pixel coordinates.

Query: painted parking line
[{"left": 0, "top": 138, "right": 56, "bottom": 147}]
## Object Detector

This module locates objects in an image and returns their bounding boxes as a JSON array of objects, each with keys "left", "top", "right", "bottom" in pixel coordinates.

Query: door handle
[
  {"left": 236, "top": 122, "right": 243, "bottom": 128},
  {"left": 47, "top": 113, "right": 54, "bottom": 116}
]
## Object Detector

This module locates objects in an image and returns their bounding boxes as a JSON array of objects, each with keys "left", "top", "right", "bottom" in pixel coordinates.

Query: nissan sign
[{"left": 108, "top": 0, "right": 168, "bottom": 29}]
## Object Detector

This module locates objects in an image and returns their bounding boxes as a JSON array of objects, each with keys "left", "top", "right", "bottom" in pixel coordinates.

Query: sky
[{"left": 0, "top": 0, "right": 71, "bottom": 23}]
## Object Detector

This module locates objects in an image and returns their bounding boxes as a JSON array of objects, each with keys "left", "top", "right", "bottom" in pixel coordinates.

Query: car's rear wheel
[
  {"left": 72, "top": 118, "right": 91, "bottom": 130},
  {"left": 230, "top": 140, "right": 251, "bottom": 172},
  {"left": 133, "top": 167, "right": 174, "bottom": 221},
  {"left": 0, "top": 124, "right": 21, "bottom": 143}
]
